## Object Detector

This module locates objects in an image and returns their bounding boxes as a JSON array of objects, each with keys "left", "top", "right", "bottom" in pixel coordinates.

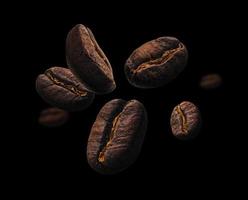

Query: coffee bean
[
  {"left": 200, "top": 73, "right": 222, "bottom": 89},
  {"left": 124, "top": 36, "right": 188, "bottom": 88},
  {"left": 170, "top": 101, "right": 201, "bottom": 140},
  {"left": 66, "top": 24, "right": 116, "bottom": 94},
  {"left": 38, "top": 107, "right": 69, "bottom": 127},
  {"left": 87, "top": 99, "right": 147, "bottom": 174},
  {"left": 36, "top": 67, "right": 95, "bottom": 111}
]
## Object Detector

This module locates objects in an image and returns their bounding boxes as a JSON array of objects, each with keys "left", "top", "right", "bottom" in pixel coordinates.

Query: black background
[{"left": 23, "top": 2, "right": 240, "bottom": 195}]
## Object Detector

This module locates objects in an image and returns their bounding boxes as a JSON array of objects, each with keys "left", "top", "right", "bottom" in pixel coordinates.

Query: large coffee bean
[{"left": 87, "top": 99, "right": 147, "bottom": 174}]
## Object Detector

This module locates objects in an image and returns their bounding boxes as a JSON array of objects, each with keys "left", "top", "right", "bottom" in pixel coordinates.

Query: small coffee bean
[
  {"left": 36, "top": 66, "right": 95, "bottom": 111},
  {"left": 66, "top": 24, "right": 116, "bottom": 94},
  {"left": 170, "top": 101, "right": 201, "bottom": 140},
  {"left": 87, "top": 99, "right": 147, "bottom": 174},
  {"left": 200, "top": 73, "right": 222, "bottom": 89},
  {"left": 38, "top": 107, "right": 69, "bottom": 127},
  {"left": 125, "top": 36, "right": 188, "bottom": 88}
]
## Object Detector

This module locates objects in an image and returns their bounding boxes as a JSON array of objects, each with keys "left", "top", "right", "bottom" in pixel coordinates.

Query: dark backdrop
[{"left": 25, "top": 2, "right": 238, "bottom": 195}]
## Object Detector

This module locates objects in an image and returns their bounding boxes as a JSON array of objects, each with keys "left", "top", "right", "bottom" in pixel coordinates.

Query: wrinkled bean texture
[
  {"left": 125, "top": 36, "right": 188, "bottom": 88},
  {"left": 87, "top": 99, "right": 147, "bottom": 174},
  {"left": 66, "top": 24, "right": 116, "bottom": 94},
  {"left": 36, "top": 67, "right": 95, "bottom": 111},
  {"left": 170, "top": 101, "right": 201, "bottom": 140}
]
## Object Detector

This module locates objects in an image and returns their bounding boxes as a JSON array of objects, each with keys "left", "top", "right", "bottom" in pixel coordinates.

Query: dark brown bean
[
  {"left": 36, "top": 67, "right": 95, "bottom": 111},
  {"left": 200, "top": 73, "right": 222, "bottom": 89},
  {"left": 125, "top": 36, "right": 188, "bottom": 88},
  {"left": 87, "top": 99, "right": 147, "bottom": 174},
  {"left": 170, "top": 101, "right": 201, "bottom": 140},
  {"left": 66, "top": 24, "right": 116, "bottom": 94},
  {"left": 38, "top": 107, "right": 69, "bottom": 127}
]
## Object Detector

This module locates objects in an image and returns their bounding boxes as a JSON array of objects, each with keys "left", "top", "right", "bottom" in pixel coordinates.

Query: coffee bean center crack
[
  {"left": 45, "top": 71, "right": 87, "bottom": 97},
  {"left": 98, "top": 112, "right": 122, "bottom": 163},
  {"left": 176, "top": 105, "right": 188, "bottom": 134},
  {"left": 133, "top": 43, "right": 184, "bottom": 74}
]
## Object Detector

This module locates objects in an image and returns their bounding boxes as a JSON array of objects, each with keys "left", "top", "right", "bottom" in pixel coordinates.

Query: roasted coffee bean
[
  {"left": 36, "top": 67, "right": 95, "bottom": 111},
  {"left": 170, "top": 101, "right": 201, "bottom": 140},
  {"left": 200, "top": 73, "right": 222, "bottom": 89},
  {"left": 124, "top": 36, "right": 188, "bottom": 88},
  {"left": 87, "top": 99, "right": 147, "bottom": 174},
  {"left": 66, "top": 24, "right": 116, "bottom": 94},
  {"left": 38, "top": 107, "right": 69, "bottom": 127}
]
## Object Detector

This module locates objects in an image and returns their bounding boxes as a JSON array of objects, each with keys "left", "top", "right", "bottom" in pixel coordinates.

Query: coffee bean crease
[
  {"left": 176, "top": 105, "right": 188, "bottom": 134},
  {"left": 98, "top": 112, "right": 122, "bottom": 163},
  {"left": 97, "top": 101, "right": 133, "bottom": 163},
  {"left": 45, "top": 70, "right": 87, "bottom": 97},
  {"left": 132, "top": 43, "right": 184, "bottom": 74}
]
